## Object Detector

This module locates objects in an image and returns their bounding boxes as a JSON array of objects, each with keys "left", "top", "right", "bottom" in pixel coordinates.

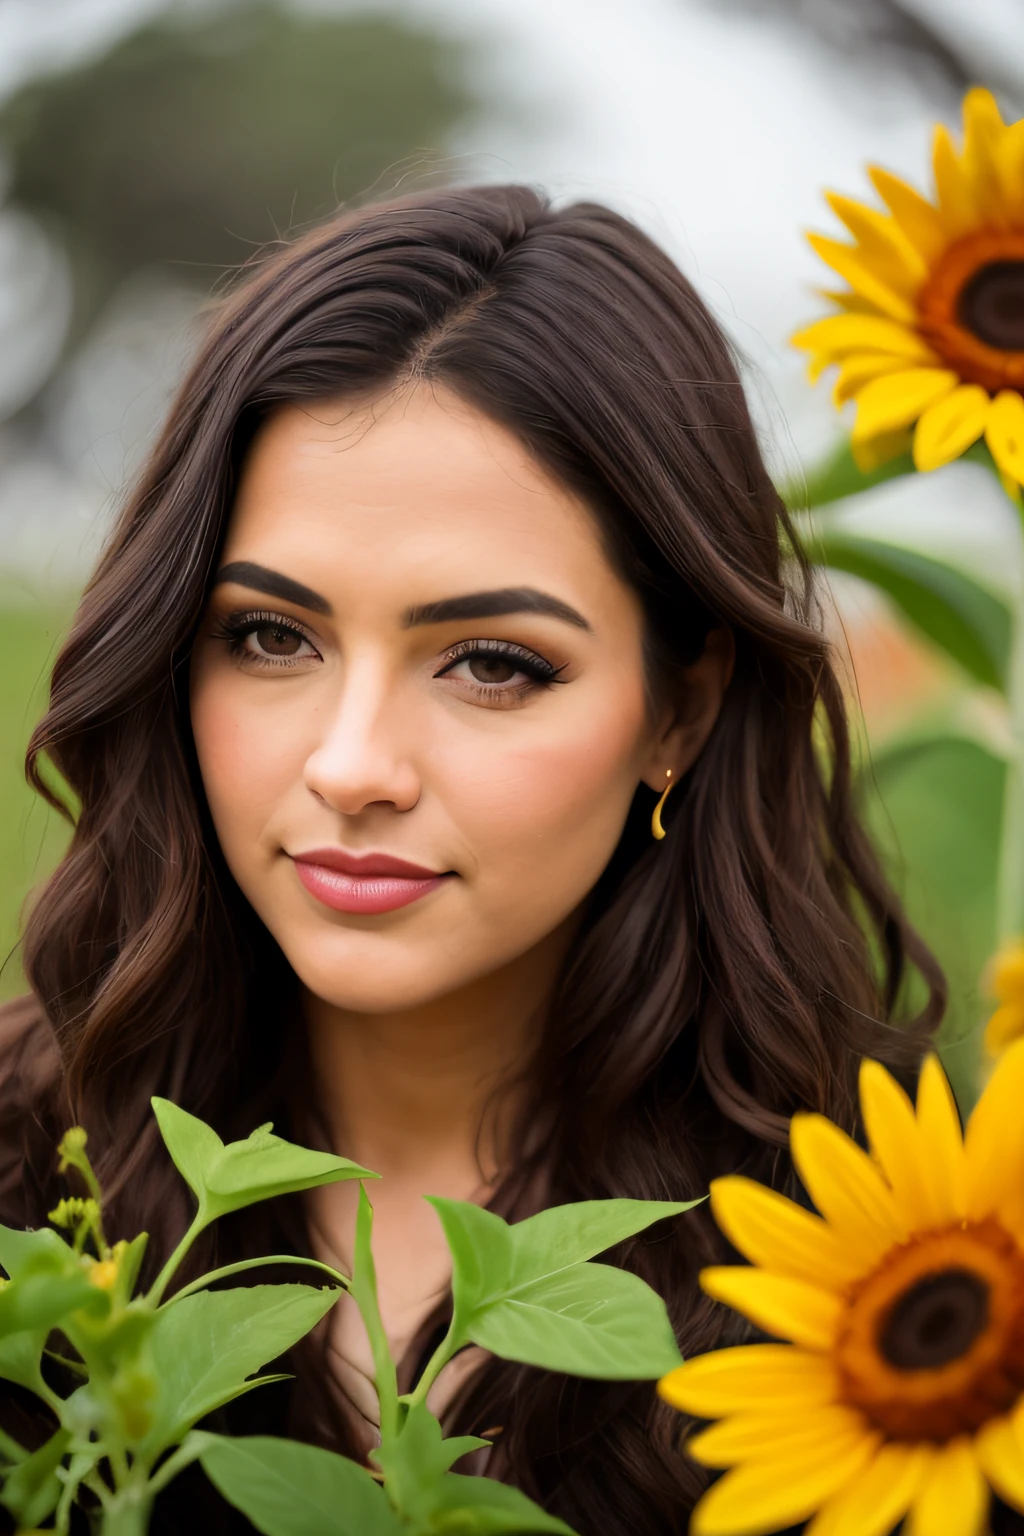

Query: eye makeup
[
  {"left": 433, "top": 637, "right": 569, "bottom": 709},
  {"left": 212, "top": 609, "right": 321, "bottom": 669},
  {"left": 210, "top": 609, "right": 570, "bottom": 705}
]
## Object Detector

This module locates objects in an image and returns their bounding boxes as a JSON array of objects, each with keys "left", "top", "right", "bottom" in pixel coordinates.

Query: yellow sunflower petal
[
  {"left": 1000, "top": 470, "right": 1024, "bottom": 505},
  {"left": 914, "top": 1053, "right": 967, "bottom": 1220},
  {"left": 687, "top": 1403, "right": 869, "bottom": 1469},
  {"left": 975, "top": 1410, "right": 1024, "bottom": 1511},
  {"left": 789, "top": 1112, "right": 907, "bottom": 1261},
  {"left": 965, "top": 1035, "right": 1024, "bottom": 1216},
  {"left": 699, "top": 1266, "right": 841, "bottom": 1351},
  {"left": 962, "top": 86, "right": 1005, "bottom": 144},
  {"left": 962, "top": 87, "right": 1011, "bottom": 225},
  {"left": 993, "top": 943, "right": 1024, "bottom": 1003},
  {"left": 851, "top": 368, "right": 959, "bottom": 445},
  {"left": 709, "top": 1176, "right": 866, "bottom": 1287},
  {"left": 932, "top": 122, "right": 979, "bottom": 239},
  {"left": 994, "top": 120, "right": 1024, "bottom": 223},
  {"left": 985, "top": 390, "right": 1024, "bottom": 489},
  {"left": 658, "top": 1344, "right": 837, "bottom": 1418},
  {"left": 806, "top": 234, "right": 919, "bottom": 323},
  {"left": 906, "top": 1437, "right": 989, "bottom": 1536},
  {"left": 833, "top": 353, "right": 916, "bottom": 407},
  {"left": 985, "top": 1001, "right": 1024, "bottom": 1056},
  {"left": 851, "top": 427, "right": 913, "bottom": 472},
  {"left": 689, "top": 1435, "right": 880, "bottom": 1536},
  {"left": 824, "top": 192, "right": 928, "bottom": 293},
  {"left": 790, "top": 313, "right": 939, "bottom": 364},
  {"left": 913, "top": 385, "right": 990, "bottom": 472},
  {"left": 868, "top": 165, "right": 948, "bottom": 264},
  {"left": 817, "top": 287, "right": 890, "bottom": 318},
  {"left": 858, "top": 1058, "right": 935, "bottom": 1231},
  {"left": 805, "top": 1442, "right": 933, "bottom": 1536}
]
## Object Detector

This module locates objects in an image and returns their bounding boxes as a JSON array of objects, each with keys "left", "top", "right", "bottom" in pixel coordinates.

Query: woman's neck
[
  {"left": 303, "top": 914, "right": 576, "bottom": 1189},
  {"left": 300, "top": 921, "right": 577, "bottom": 1380}
]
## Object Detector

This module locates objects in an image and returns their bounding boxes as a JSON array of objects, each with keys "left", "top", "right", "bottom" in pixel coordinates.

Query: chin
[{"left": 286, "top": 947, "right": 465, "bottom": 1014}]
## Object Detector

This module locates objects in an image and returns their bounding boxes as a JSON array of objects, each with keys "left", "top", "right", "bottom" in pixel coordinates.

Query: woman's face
[{"left": 190, "top": 386, "right": 723, "bottom": 1014}]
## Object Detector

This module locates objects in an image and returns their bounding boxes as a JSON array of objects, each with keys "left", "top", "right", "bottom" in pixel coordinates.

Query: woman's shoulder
[{"left": 0, "top": 992, "right": 62, "bottom": 1225}]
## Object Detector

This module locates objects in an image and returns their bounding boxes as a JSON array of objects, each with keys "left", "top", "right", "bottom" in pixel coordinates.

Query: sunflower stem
[{"left": 995, "top": 508, "right": 1024, "bottom": 944}]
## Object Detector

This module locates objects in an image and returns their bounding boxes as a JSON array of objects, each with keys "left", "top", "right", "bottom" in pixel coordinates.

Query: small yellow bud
[
  {"left": 49, "top": 1196, "right": 98, "bottom": 1229},
  {"left": 88, "top": 1259, "right": 119, "bottom": 1290},
  {"left": 58, "top": 1127, "right": 89, "bottom": 1159}
]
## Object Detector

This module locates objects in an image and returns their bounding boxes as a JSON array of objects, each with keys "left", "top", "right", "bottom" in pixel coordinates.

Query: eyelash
[
  {"left": 213, "top": 611, "right": 569, "bottom": 704},
  {"left": 213, "top": 611, "right": 321, "bottom": 670},
  {"left": 432, "top": 638, "right": 569, "bottom": 703}
]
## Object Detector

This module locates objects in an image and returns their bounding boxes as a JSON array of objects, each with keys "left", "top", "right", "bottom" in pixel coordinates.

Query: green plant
[
  {"left": 0, "top": 1103, "right": 696, "bottom": 1534},
  {"left": 787, "top": 439, "right": 1021, "bottom": 1093}
]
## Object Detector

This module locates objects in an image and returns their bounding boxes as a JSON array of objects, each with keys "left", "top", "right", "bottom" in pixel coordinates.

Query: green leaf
[
  {"left": 152, "top": 1099, "right": 223, "bottom": 1201},
  {"left": 430, "top": 1198, "right": 688, "bottom": 1380},
  {"left": 372, "top": 1401, "right": 489, "bottom": 1523},
  {"left": 0, "top": 1426, "right": 70, "bottom": 1527},
  {"left": 195, "top": 1432, "right": 404, "bottom": 1536},
  {"left": 62, "top": 1298, "right": 157, "bottom": 1379},
  {"left": 507, "top": 1199, "right": 701, "bottom": 1285},
  {"left": 349, "top": 1185, "right": 399, "bottom": 1440},
  {"left": 783, "top": 438, "right": 917, "bottom": 510},
  {"left": 152, "top": 1099, "right": 376, "bottom": 1227},
  {"left": 802, "top": 523, "right": 1011, "bottom": 691},
  {"left": 0, "top": 1263, "right": 107, "bottom": 1340},
  {"left": 427, "top": 1474, "right": 578, "bottom": 1534},
  {"left": 0, "top": 1328, "right": 48, "bottom": 1396},
  {"left": 428, "top": 1201, "right": 513, "bottom": 1320},
  {"left": 471, "top": 1262, "right": 681, "bottom": 1378},
  {"left": 140, "top": 1283, "right": 341, "bottom": 1455},
  {"left": 862, "top": 732, "right": 1004, "bottom": 1113},
  {"left": 0, "top": 1237, "right": 84, "bottom": 1390},
  {"left": 374, "top": 1407, "right": 577, "bottom": 1534},
  {"left": 117, "top": 1231, "right": 150, "bottom": 1298},
  {"left": 784, "top": 441, "right": 914, "bottom": 509},
  {"left": 0, "top": 1222, "right": 72, "bottom": 1278}
]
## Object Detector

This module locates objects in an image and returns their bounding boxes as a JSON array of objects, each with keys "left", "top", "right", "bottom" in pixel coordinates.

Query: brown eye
[
  {"left": 467, "top": 654, "right": 518, "bottom": 685},
  {"left": 251, "top": 624, "right": 303, "bottom": 657}
]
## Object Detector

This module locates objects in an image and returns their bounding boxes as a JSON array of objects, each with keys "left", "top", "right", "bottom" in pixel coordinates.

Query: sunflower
[
  {"left": 792, "top": 88, "right": 1024, "bottom": 495},
  {"left": 984, "top": 940, "right": 1024, "bottom": 1055},
  {"left": 659, "top": 1041, "right": 1024, "bottom": 1536}
]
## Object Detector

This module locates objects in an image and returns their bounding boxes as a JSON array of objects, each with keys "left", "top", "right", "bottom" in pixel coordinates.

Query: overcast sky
[{"left": 1, "top": 0, "right": 1022, "bottom": 587}]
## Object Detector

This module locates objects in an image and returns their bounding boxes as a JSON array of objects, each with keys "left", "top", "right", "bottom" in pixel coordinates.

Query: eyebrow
[
  {"left": 214, "top": 564, "right": 592, "bottom": 633},
  {"left": 214, "top": 561, "right": 333, "bottom": 615},
  {"left": 403, "top": 587, "right": 592, "bottom": 632}
]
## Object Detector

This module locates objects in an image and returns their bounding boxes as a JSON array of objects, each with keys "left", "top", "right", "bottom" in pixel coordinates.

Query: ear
[{"left": 639, "top": 626, "right": 735, "bottom": 791}]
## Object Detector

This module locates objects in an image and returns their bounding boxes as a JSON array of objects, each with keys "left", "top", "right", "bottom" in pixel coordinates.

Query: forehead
[{"left": 221, "top": 387, "right": 633, "bottom": 612}]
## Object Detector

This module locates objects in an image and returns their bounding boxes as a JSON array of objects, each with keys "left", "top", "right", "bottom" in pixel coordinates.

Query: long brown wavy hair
[{"left": 0, "top": 184, "right": 944, "bottom": 1534}]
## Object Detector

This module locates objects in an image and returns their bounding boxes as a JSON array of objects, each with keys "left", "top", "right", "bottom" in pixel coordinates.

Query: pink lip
[{"left": 290, "top": 847, "right": 453, "bottom": 915}]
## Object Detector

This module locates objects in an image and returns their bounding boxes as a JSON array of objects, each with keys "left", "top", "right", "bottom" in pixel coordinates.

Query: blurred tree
[
  {"left": 696, "top": 0, "right": 1023, "bottom": 109},
  {"left": 0, "top": 1, "right": 479, "bottom": 364}
]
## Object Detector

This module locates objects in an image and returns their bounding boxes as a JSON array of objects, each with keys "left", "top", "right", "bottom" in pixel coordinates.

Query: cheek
[
  {"left": 189, "top": 670, "right": 304, "bottom": 858},
  {"left": 441, "top": 679, "right": 649, "bottom": 908}
]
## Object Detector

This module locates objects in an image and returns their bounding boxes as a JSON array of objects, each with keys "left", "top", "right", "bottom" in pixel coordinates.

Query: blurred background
[{"left": 1, "top": 0, "right": 1022, "bottom": 1097}]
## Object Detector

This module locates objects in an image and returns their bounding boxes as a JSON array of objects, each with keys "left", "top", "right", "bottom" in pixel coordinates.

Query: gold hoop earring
[{"left": 651, "top": 769, "right": 674, "bottom": 841}]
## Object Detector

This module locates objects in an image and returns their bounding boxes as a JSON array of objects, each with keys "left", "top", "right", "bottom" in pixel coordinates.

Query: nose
[{"left": 302, "top": 655, "right": 421, "bottom": 820}]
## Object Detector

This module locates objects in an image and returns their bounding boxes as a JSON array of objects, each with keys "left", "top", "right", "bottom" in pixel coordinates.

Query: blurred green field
[
  {"left": 0, "top": 596, "right": 993, "bottom": 1106},
  {"left": 0, "top": 595, "right": 74, "bottom": 1001}
]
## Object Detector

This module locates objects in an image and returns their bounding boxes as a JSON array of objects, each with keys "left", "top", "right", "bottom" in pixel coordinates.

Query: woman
[{"left": 0, "top": 184, "right": 942, "bottom": 1533}]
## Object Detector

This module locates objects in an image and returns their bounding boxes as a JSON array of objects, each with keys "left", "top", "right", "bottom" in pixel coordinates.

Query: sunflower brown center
[
  {"left": 917, "top": 229, "right": 1024, "bottom": 392},
  {"left": 957, "top": 261, "right": 1024, "bottom": 352},
  {"left": 834, "top": 1217, "right": 1024, "bottom": 1442},
  {"left": 879, "top": 1269, "right": 989, "bottom": 1370}
]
